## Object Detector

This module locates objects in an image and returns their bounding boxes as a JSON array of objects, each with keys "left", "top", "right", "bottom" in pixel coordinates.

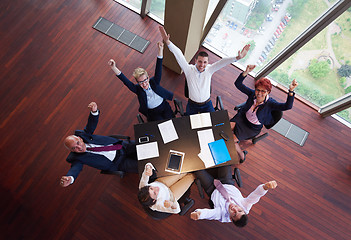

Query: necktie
[
  {"left": 214, "top": 179, "right": 231, "bottom": 203},
  {"left": 86, "top": 144, "right": 122, "bottom": 152}
]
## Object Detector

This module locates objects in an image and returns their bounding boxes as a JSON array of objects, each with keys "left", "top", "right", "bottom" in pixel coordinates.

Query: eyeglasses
[
  {"left": 137, "top": 77, "right": 149, "bottom": 85},
  {"left": 255, "top": 89, "right": 268, "bottom": 94}
]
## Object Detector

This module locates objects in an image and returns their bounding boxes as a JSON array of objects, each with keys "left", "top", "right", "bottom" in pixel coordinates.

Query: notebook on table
[{"left": 208, "top": 139, "right": 231, "bottom": 165}]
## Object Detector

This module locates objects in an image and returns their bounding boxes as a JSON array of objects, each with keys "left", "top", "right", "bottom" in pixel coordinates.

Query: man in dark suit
[
  {"left": 108, "top": 42, "right": 174, "bottom": 122},
  {"left": 60, "top": 102, "right": 138, "bottom": 187}
]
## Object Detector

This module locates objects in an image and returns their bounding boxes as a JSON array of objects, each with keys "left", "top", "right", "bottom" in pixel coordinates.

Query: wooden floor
[{"left": 0, "top": 1, "right": 350, "bottom": 239}]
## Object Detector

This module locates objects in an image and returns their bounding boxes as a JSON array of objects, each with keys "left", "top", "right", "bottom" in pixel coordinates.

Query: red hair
[{"left": 255, "top": 77, "right": 272, "bottom": 93}]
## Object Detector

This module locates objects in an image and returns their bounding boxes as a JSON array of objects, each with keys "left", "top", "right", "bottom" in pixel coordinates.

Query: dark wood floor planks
[{"left": 0, "top": 0, "right": 350, "bottom": 239}]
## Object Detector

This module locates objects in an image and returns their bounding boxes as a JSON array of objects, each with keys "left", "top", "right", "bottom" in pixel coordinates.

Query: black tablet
[{"left": 165, "top": 150, "right": 185, "bottom": 174}]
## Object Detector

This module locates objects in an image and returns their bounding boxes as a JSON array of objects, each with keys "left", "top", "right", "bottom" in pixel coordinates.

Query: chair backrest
[
  {"left": 214, "top": 96, "right": 224, "bottom": 111},
  {"left": 173, "top": 98, "right": 185, "bottom": 116},
  {"left": 142, "top": 205, "right": 172, "bottom": 220},
  {"left": 265, "top": 110, "right": 283, "bottom": 129}
]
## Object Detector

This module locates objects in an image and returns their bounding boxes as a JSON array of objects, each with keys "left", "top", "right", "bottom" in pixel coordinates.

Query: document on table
[
  {"left": 197, "top": 129, "right": 215, "bottom": 168},
  {"left": 136, "top": 142, "right": 159, "bottom": 160},
  {"left": 158, "top": 119, "right": 179, "bottom": 144},
  {"left": 190, "top": 112, "right": 212, "bottom": 129}
]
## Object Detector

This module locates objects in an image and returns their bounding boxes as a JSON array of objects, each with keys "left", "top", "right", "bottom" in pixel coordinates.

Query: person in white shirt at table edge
[
  {"left": 190, "top": 166, "right": 277, "bottom": 227},
  {"left": 159, "top": 26, "right": 251, "bottom": 115}
]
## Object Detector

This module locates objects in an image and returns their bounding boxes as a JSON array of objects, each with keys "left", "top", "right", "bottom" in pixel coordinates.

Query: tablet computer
[{"left": 165, "top": 150, "right": 185, "bottom": 174}]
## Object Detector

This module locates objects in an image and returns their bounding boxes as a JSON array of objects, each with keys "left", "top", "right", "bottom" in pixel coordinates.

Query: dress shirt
[
  {"left": 144, "top": 86, "right": 164, "bottom": 109},
  {"left": 196, "top": 184, "right": 267, "bottom": 223},
  {"left": 245, "top": 96, "right": 269, "bottom": 125},
  {"left": 167, "top": 41, "right": 238, "bottom": 103}
]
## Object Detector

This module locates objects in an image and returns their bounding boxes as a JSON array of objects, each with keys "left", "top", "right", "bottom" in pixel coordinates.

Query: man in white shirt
[
  {"left": 190, "top": 166, "right": 277, "bottom": 227},
  {"left": 159, "top": 26, "right": 250, "bottom": 115}
]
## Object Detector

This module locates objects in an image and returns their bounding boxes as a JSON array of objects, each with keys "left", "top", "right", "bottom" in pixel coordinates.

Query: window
[
  {"left": 203, "top": 0, "right": 351, "bottom": 125},
  {"left": 150, "top": 0, "right": 165, "bottom": 22},
  {"left": 115, "top": 0, "right": 142, "bottom": 13}
]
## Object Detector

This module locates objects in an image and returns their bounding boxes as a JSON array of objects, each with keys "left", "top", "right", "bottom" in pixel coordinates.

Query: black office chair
[
  {"left": 196, "top": 167, "right": 242, "bottom": 199},
  {"left": 142, "top": 188, "right": 194, "bottom": 220},
  {"left": 234, "top": 103, "right": 283, "bottom": 144},
  {"left": 136, "top": 99, "right": 184, "bottom": 123},
  {"left": 99, "top": 135, "right": 132, "bottom": 178},
  {"left": 173, "top": 98, "right": 185, "bottom": 116}
]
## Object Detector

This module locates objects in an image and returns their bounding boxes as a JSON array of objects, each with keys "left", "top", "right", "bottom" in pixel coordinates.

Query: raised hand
[
  {"left": 289, "top": 79, "right": 298, "bottom": 91},
  {"left": 263, "top": 180, "right": 277, "bottom": 190},
  {"left": 236, "top": 44, "right": 251, "bottom": 60},
  {"left": 159, "top": 26, "right": 170, "bottom": 45},
  {"left": 108, "top": 59, "right": 121, "bottom": 75},
  {"left": 88, "top": 102, "right": 98, "bottom": 113},
  {"left": 190, "top": 211, "right": 201, "bottom": 220},
  {"left": 108, "top": 59, "right": 115, "bottom": 67},
  {"left": 60, "top": 176, "right": 72, "bottom": 187},
  {"left": 145, "top": 164, "right": 153, "bottom": 176},
  {"left": 245, "top": 64, "right": 256, "bottom": 73}
]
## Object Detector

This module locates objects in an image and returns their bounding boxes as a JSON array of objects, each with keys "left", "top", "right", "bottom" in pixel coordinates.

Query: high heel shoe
[{"left": 240, "top": 150, "right": 248, "bottom": 164}]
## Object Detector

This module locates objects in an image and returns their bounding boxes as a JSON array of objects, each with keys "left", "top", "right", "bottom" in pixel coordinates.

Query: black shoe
[
  {"left": 179, "top": 199, "right": 194, "bottom": 216},
  {"left": 100, "top": 170, "right": 124, "bottom": 178},
  {"left": 240, "top": 150, "right": 248, "bottom": 164}
]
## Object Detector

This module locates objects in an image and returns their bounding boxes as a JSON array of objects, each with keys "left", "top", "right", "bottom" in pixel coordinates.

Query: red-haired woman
[{"left": 231, "top": 65, "right": 298, "bottom": 163}]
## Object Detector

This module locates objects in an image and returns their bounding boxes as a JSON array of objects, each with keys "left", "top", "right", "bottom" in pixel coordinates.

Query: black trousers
[
  {"left": 147, "top": 100, "right": 175, "bottom": 122},
  {"left": 112, "top": 140, "right": 138, "bottom": 173},
  {"left": 194, "top": 165, "right": 235, "bottom": 198}
]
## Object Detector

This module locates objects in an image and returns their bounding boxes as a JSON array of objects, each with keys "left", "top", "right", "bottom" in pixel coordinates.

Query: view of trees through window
[{"left": 204, "top": 0, "right": 351, "bottom": 123}]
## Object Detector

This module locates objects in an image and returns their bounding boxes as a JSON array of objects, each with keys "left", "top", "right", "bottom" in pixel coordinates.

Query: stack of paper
[{"left": 197, "top": 129, "right": 215, "bottom": 168}]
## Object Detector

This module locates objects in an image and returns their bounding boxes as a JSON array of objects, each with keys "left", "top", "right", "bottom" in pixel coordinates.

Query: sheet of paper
[
  {"left": 136, "top": 142, "right": 159, "bottom": 160},
  {"left": 158, "top": 119, "right": 179, "bottom": 144},
  {"left": 197, "top": 129, "right": 215, "bottom": 168},
  {"left": 197, "top": 129, "right": 215, "bottom": 150},
  {"left": 190, "top": 112, "right": 212, "bottom": 129},
  {"left": 198, "top": 149, "right": 215, "bottom": 168}
]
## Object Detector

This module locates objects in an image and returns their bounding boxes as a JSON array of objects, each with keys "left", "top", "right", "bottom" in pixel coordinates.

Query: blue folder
[{"left": 208, "top": 139, "right": 231, "bottom": 165}]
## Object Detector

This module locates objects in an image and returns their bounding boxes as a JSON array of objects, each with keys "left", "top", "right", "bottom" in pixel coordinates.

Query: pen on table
[{"left": 215, "top": 123, "right": 224, "bottom": 127}]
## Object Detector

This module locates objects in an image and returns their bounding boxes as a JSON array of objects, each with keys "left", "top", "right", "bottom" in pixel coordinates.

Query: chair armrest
[{"left": 234, "top": 102, "right": 245, "bottom": 111}]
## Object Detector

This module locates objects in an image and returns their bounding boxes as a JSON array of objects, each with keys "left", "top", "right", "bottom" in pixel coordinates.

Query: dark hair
[
  {"left": 196, "top": 51, "right": 208, "bottom": 59},
  {"left": 255, "top": 77, "right": 272, "bottom": 93},
  {"left": 233, "top": 214, "right": 248, "bottom": 228},
  {"left": 138, "top": 186, "right": 156, "bottom": 207}
]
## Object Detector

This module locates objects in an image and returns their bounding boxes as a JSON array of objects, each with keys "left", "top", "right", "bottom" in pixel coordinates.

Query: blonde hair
[{"left": 133, "top": 68, "right": 148, "bottom": 80}]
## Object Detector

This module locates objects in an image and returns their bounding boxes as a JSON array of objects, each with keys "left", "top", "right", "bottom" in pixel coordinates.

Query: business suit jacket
[
  {"left": 116, "top": 57, "right": 173, "bottom": 117},
  {"left": 66, "top": 111, "right": 123, "bottom": 180},
  {"left": 234, "top": 73, "right": 295, "bottom": 126}
]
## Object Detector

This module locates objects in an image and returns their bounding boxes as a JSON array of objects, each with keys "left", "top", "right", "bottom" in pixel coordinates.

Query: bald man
[{"left": 60, "top": 102, "right": 138, "bottom": 187}]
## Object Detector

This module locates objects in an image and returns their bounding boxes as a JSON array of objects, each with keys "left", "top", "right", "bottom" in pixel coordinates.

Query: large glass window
[
  {"left": 203, "top": 0, "right": 351, "bottom": 124},
  {"left": 203, "top": 0, "right": 331, "bottom": 67},
  {"left": 116, "top": 0, "right": 142, "bottom": 13},
  {"left": 269, "top": 9, "right": 351, "bottom": 122},
  {"left": 150, "top": 0, "right": 165, "bottom": 21}
]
